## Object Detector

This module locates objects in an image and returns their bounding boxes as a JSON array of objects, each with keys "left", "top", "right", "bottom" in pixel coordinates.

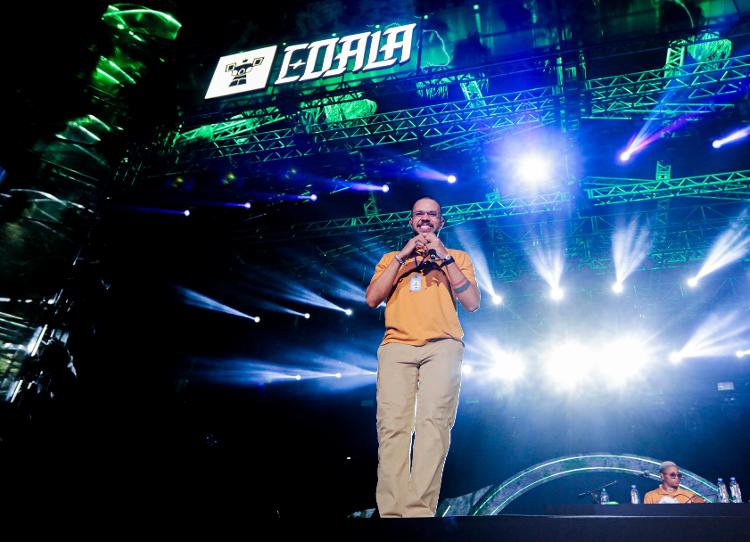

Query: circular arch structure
[{"left": 436, "top": 453, "right": 717, "bottom": 516}]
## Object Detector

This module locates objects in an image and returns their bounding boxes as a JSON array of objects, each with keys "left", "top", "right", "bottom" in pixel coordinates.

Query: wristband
[
  {"left": 394, "top": 254, "right": 405, "bottom": 266},
  {"left": 441, "top": 255, "right": 455, "bottom": 267}
]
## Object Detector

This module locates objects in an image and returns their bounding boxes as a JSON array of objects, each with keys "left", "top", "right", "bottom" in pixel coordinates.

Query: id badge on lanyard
[{"left": 409, "top": 273, "right": 422, "bottom": 292}]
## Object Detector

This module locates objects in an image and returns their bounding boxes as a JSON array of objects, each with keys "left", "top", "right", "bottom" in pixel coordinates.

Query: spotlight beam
[
  {"left": 675, "top": 311, "right": 750, "bottom": 360},
  {"left": 253, "top": 276, "right": 354, "bottom": 314},
  {"left": 456, "top": 228, "right": 500, "bottom": 305},
  {"left": 694, "top": 214, "right": 750, "bottom": 281},
  {"left": 713, "top": 127, "right": 750, "bottom": 149},
  {"left": 176, "top": 287, "right": 260, "bottom": 322},
  {"left": 612, "top": 219, "right": 652, "bottom": 285},
  {"left": 255, "top": 299, "right": 314, "bottom": 318},
  {"left": 526, "top": 239, "right": 564, "bottom": 300},
  {"left": 620, "top": 114, "right": 695, "bottom": 162}
]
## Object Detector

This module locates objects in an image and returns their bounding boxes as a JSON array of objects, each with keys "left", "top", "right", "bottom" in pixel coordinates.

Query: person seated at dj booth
[{"left": 643, "top": 461, "right": 705, "bottom": 504}]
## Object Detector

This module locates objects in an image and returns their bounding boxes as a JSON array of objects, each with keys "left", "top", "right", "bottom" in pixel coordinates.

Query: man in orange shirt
[
  {"left": 643, "top": 461, "right": 705, "bottom": 504},
  {"left": 365, "top": 197, "right": 480, "bottom": 518}
]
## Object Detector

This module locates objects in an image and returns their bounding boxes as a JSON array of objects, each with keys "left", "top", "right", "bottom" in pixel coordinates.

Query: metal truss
[
  {"left": 284, "top": 196, "right": 746, "bottom": 285},
  {"left": 428, "top": 112, "right": 557, "bottom": 152},
  {"left": 0, "top": 347, "right": 26, "bottom": 402},
  {"left": 266, "top": 190, "right": 570, "bottom": 241},
  {"left": 166, "top": 50, "right": 750, "bottom": 166},
  {"left": 584, "top": 170, "right": 750, "bottom": 204},
  {"left": 566, "top": 213, "right": 748, "bottom": 272},
  {"left": 584, "top": 53, "right": 750, "bottom": 119},
  {"left": 181, "top": 55, "right": 551, "bottom": 127},
  {"left": 259, "top": 167, "right": 749, "bottom": 244},
  {"left": 0, "top": 310, "right": 37, "bottom": 349},
  {"left": 173, "top": 106, "right": 285, "bottom": 145},
  {"left": 478, "top": 209, "right": 749, "bottom": 288},
  {"left": 173, "top": 86, "right": 559, "bottom": 163},
  {"left": 179, "top": 19, "right": 750, "bottom": 127},
  {"left": 0, "top": 309, "right": 40, "bottom": 401},
  {"left": 484, "top": 210, "right": 737, "bottom": 277}
]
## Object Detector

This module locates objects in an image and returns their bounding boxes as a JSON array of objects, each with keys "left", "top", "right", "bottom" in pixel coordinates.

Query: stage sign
[
  {"left": 205, "top": 23, "right": 416, "bottom": 99},
  {"left": 201, "top": 3, "right": 749, "bottom": 102}
]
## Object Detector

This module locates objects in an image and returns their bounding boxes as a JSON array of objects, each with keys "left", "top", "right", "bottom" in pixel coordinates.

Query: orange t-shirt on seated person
[
  {"left": 643, "top": 486, "right": 705, "bottom": 504},
  {"left": 370, "top": 250, "right": 477, "bottom": 346}
]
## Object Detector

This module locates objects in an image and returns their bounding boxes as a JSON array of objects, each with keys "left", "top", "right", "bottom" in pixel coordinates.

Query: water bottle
[
  {"left": 600, "top": 487, "right": 609, "bottom": 504},
  {"left": 729, "top": 477, "right": 743, "bottom": 503},
  {"left": 630, "top": 484, "right": 640, "bottom": 504},
  {"left": 717, "top": 478, "right": 730, "bottom": 503}
]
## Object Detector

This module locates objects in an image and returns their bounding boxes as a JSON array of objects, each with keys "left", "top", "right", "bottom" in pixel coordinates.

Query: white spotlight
[
  {"left": 712, "top": 140, "right": 722, "bottom": 149},
  {"left": 183, "top": 209, "right": 191, "bottom": 217},
  {"left": 736, "top": 350, "right": 745, "bottom": 358},
  {"left": 490, "top": 350, "right": 524, "bottom": 382},
  {"left": 692, "top": 220, "right": 750, "bottom": 284},
  {"left": 669, "top": 351, "right": 683, "bottom": 364},
  {"left": 335, "top": 372, "right": 342, "bottom": 378},
  {"left": 544, "top": 342, "right": 594, "bottom": 390},
  {"left": 381, "top": 184, "right": 390, "bottom": 193},
  {"left": 549, "top": 287, "right": 564, "bottom": 301},
  {"left": 304, "top": 313, "right": 311, "bottom": 319},
  {"left": 687, "top": 277, "right": 699, "bottom": 288},
  {"left": 619, "top": 150, "right": 632, "bottom": 162},
  {"left": 244, "top": 201, "right": 252, "bottom": 209},
  {"left": 461, "top": 364, "right": 473, "bottom": 375},
  {"left": 253, "top": 316, "right": 261, "bottom": 323},
  {"left": 599, "top": 338, "right": 650, "bottom": 386},
  {"left": 517, "top": 154, "right": 550, "bottom": 185},
  {"left": 344, "top": 308, "right": 353, "bottom": 316},
  {"left": 447, "top": 174, "right": 457, "bottom": 184},
  {"left": 310, "top": 194, "right": 318, "bottom": 201},
  {"left": 492, "top": 294, "right": 503, "bottom": 306},
  {"left": 295, "top": 374, "right": 302, "bottom": 380},
  {"left": 612, "top": 282, "right": 624, "bottom": 294}
]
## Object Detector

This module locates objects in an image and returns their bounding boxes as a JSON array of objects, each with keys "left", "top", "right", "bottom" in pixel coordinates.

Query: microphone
[{"left": 577, "top": 480, "right": 618, "bottom": 498}]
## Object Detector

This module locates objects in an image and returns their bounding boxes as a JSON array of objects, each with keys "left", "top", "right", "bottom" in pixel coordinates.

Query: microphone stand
[{"left": 577, "top": 480, "right": 618, "bottom": 504}]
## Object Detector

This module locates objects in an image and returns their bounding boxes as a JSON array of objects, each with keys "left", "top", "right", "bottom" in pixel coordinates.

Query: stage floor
[{"left": 274, "top": 510, "right": 750, "bottom": 542}]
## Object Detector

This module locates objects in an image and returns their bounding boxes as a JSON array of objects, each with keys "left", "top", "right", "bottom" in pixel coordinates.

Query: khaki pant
[{"left": 375, "top": 339, "right": 464, "bottom": 518}]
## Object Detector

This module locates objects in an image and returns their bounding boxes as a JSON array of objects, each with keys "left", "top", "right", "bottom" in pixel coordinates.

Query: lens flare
[
  {"left": 543, "top": 342, "right": 596, "bottom": 391},
  {"left": 516, "top": 153, "right": 551, "bottom": 185},
  {"left": 490, "top": 349, "right": 525, "bottom": 382},
  {"left": 549, "top": 287, "right": 564, "bottom": 301}
]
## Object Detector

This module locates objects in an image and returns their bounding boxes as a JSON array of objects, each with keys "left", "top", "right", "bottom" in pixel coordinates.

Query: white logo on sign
[
  {"left": 275, "top": 24, "right": 416, "bottom": 85},
  {"left": 205, "top": 45, "right": 278, "bottom": 99}
]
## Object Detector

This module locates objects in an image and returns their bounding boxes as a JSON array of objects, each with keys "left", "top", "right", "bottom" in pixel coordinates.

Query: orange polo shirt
[
  {"left": 370, "top": 249, "right": 477, "bottom": 346},
  {"left": 643, "top": 486, "right": 705, "bottom": 504}
]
